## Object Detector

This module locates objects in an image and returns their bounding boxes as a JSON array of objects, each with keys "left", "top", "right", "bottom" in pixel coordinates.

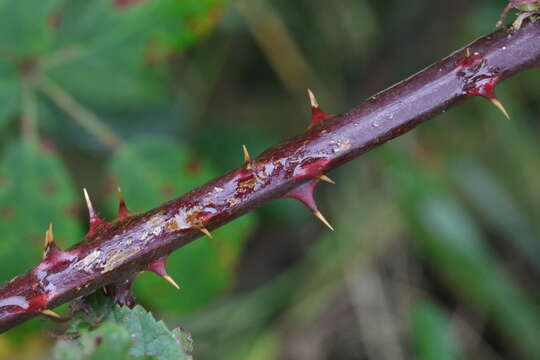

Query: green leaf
[
  {"left": 148, "top": 0, "right": 228, "bottom": 55},
  {"left": 54, "top": 322, "right": 133, "bottom": 360},
  {"left": 109, "top": 305, "right": 192, "bottom": 359},
  {"left": 0, "top": 140, "right": 82, "bottom": 283},
  {"left": 410, "top": 302, "right": 462, "bottom": 360},
  {"left": 55, "top": 293, "right": 193, "bottom": 360},
  {"left": 0, "top": 0, "right": 64, "bottom": 56},
  {"left": 108, "top": 137, "right": 256, "bottom": 314},
  {"left": 43, "top": 0, "right": 227, "bottom": 109},
  {"left": 0, "top": 61, "right": 19, "bottom": 130},
  {"left": 47, "top": 0, "right": 166, "bottom": 109}
]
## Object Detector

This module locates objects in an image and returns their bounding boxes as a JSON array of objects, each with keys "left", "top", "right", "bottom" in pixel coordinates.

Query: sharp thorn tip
[
  {"left": 490, "top": 98, "right": 510, "bottom": 120},
  {"left": 45, "top": 224, "right": 53, "bottom": 243},
  {"left": 308, "top": 88, "right": 319, "bottom": 108},
  {"left": 83, "top": 188, "right": 95, "bottom": 215},
  {"left": 41, "top": 309, "right": 61, "bottom": 319},
  {"left": 319, "top": 175, "right": 335, "bottom": 184},
  {"left": 242, "top": 144, "right": 251, "bottom": 165},
  {"left": 314, "top": 211, "right": 334, "bottom": 231},
  {"left": 163, "top": 275, "right": 180, "bottom": 290},
  {"left": 116, "top": 186, "right": 130, "bottom": 218},
  {"left": 43, "top": 223, "right": 55, "bottom": 258},
  {"left": 200, "top": 227, "right": 213, "bottom": 239}
]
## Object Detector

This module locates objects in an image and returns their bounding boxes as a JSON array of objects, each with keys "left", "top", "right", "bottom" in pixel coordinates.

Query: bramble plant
[{"left": 0, "top": 1, "right": 539, "bottom": 359}]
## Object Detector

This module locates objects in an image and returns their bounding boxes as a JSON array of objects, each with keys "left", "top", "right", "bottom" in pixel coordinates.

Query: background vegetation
[{"left": 0, "top": 0, "right": 539, "bottom": 359}]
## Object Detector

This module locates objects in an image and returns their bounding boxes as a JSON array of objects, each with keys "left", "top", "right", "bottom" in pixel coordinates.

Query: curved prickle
[
  {"left": 40, "top": 309, "right": 61, "bottom": 319},
  {"left": 199, "top": 227, "right": 213, "bottom": 239},
  {"left": 146, "top": 257, "right": 180, "bottom": 290},
  {"left": 83, "top": 188, "right": 109, "bottom": 237},
  {"left": 318, "top": 175, "right": 335, "bottom": 184},
  {"left": 457, "top": 52, "right": 511, "bottom": 119},
  {"left": 489, "top": 98, "right": 511, "bottom": 120},
  {"left": 242, "top": 144, "right": 252, "bottom": 167},
  {"left": 284, "top": 180, "right": 334, "bottom": 231},
  {"left": 116, "top": 187, "right": 131, "bottom": 219},
  {"left": 308, "top": 88, "right": 333, "bottom": 128},
  {"left": 42, "top": 224, "right": 57, "bottom": 259}
]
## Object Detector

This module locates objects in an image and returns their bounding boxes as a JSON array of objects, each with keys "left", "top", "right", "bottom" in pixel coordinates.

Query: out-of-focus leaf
[
  {"left": 54, "top": 293, "right": 192, "bottom": 360},
  {"left": 45, "top": 0, "right": 227, "bottom": 109},
  {"left": 410, "top": 302, "right": 461, "bottom": 360},
  {"left": 453, "top": 158, "right": 540, "bottom": 269},
  {"left": 381, "top": 146, "right": 540, "bottom": 358},
  {"left": 47, "top": 0, "right": 166, "bottom": 109},
  {"left": 0, "top": 140, "right": 81, "bottom": 283},
  {"left": 108, "top": 137, "right": 256, "bottom": 314},
  {"left": 0, "top": 0, "right": 228, "bottom": 157},
  {"left": 148, "top": 0, "right": 228, "bottom": 57},
  {"left": 241, "top": 330, "right": 280, "bottom": 360},
  {"left": 0, "top": 61, "right": 19, "bottom": 130},
  {"left": 0, "top": 0, "right": 64, "bottom": 56}
]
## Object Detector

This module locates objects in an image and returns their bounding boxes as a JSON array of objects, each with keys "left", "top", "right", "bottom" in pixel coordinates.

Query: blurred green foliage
[
  {"left": 0, "top": 0, "right": 539, "bottom": 359},
  {"left": 410, "top": 302, "right": 462, "bottom": 360},
  {"left": 0, "top": 140, "right": 81, "bottom": 276}
]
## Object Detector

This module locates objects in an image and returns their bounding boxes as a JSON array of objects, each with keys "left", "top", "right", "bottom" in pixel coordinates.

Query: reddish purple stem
[{"left": 1, "top": 21, "right": 540, "bottom": 333}]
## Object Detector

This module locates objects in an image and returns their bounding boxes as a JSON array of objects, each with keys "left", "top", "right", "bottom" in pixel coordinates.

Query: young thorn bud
[
  {"left": 117, "top": 187, "right": 131, "bottom": 219},
  {"left": 242, "top": 144, "right": 252, "bottom": 168},
  {"left": 42, "top": 223, "right": 55, "bottom": 259}
]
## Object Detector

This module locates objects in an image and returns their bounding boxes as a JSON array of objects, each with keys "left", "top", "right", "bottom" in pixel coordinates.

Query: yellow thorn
[
  {"left": 489, "top": 98, "right": 510, "bottom": 120},
  {"left": 465, "top": 47, "right": 471, "bottom": 58},
  {"left": 314, "top": 211, "right": 334, "bottom": 231},
  {"left": 200, "top": 227, "right": 214, "bottom": 239},
  {"left": 242, "top": 144, "right": 251, "bottom": 165},
  {"left": 83, "top": 188, "right": 95, "bottom": 215},
  {"left": 163, "top": 275, "right": 180, "bottom": 290},
  {"left": 44, "top": 223, "right": 53, "bottom": 247},
  {"left": 117, "top": 186, "right": 124, "bottom": 200},
  {"left": 42, "top": 223, "right": 54, "bottom": 259},
  {"left": 41, "top": 309, "right": 61, "bottom": 319},
  {"left": 308, "top": 88, "right": 319, "bottom": 108},
  {"left": 319, "top": 175, "right": 335, "bottom": 184}
]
